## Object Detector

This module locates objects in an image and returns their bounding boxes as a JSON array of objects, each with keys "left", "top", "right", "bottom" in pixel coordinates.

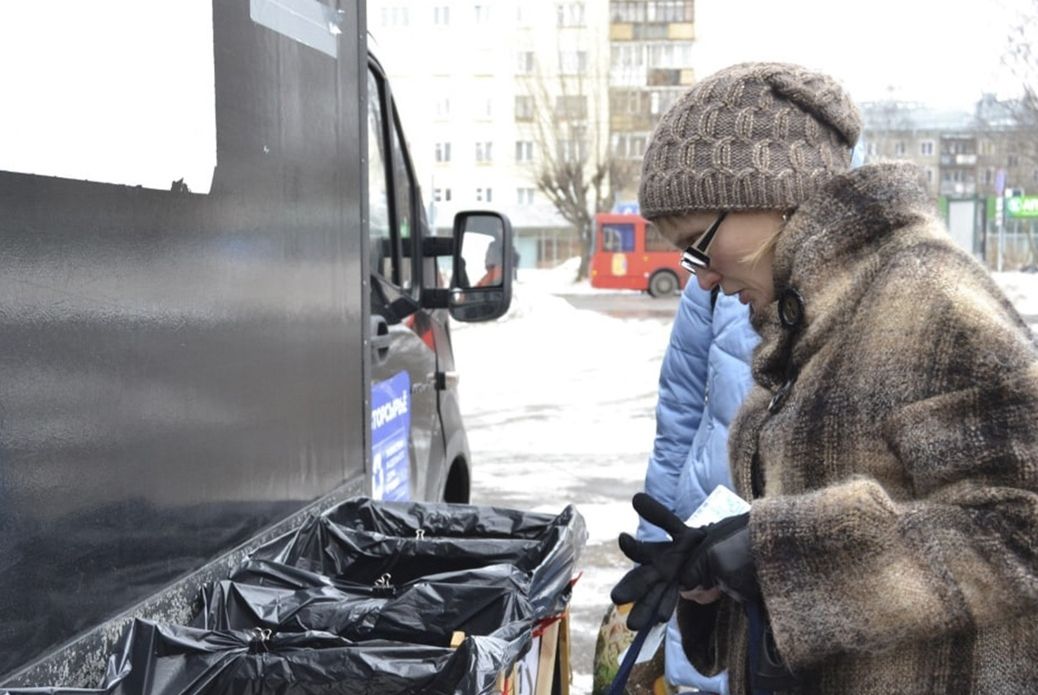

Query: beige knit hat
[{"left": 638, "top": 62, "right": 862, "bottom": 220}]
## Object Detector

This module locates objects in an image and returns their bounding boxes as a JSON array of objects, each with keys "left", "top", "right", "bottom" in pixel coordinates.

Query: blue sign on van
[{"left": 371, "top": 371, "right": 411, "bottom": 501}]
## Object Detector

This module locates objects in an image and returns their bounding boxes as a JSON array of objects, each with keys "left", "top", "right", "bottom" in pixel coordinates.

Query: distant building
[
  {"left": 607, "top": 0, "right": 696, "bottom": 203},
  {"left": 860, "top": 95, "right": 1038, "bottom": 267},
  {"left": 366, "top": 1, "right": 609, "bottom": 268},
  {"left": 367, "top": 0, "right": 703, "bottom": 267}
]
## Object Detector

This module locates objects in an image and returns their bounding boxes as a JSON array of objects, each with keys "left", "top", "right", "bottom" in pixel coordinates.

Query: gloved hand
[
  {"left": 610, "top": 493, "right": 707, "bottom": 630},
  {"left": 681, "top": 512, "right": 759, "bottom": 603}
]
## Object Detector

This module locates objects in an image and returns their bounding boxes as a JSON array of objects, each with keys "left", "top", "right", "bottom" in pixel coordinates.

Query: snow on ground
[
  {"left": 994, "top": 271, "right": 1038, "bottom": 317},
  {"left": 452, "top": 263, "right": 1038, "bottom": 693},
  {"left": 452, "top": 263, "right": 671, "bottom": 692}
]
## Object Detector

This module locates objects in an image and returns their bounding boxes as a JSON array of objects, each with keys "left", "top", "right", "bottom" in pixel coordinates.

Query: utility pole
[{"left": 996, "top": 169, "right": 1006, "bottom": 272}]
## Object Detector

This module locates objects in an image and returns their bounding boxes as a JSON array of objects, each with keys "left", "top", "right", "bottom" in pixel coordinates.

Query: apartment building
[
  {"left": 607, "top": 0, "right": 696, "bottom": 202},
  {"left": 860, "top": 96, "right": 1038, "bottom": 266},
  {"left": 367, "top": 1, "right": 609, "bottom": 267}
]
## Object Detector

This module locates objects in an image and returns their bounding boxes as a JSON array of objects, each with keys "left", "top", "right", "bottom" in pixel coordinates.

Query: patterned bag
[{"left": 591, "top": 603, "right": 670, "bottom": 695}]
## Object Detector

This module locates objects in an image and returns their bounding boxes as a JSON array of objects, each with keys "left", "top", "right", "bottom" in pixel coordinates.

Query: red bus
[{"left": 590, "top": 212, "right": 687, "bottom": 297}]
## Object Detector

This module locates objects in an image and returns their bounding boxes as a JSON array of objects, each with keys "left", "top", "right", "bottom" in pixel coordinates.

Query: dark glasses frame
[{"left": 680, "top": 210, "right": 728, "bottom": 274}]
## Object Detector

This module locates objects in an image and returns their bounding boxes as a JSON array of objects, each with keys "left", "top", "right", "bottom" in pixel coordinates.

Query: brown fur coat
[{"left": 684, "top": 162, "right": 1038, "bottom": 694}]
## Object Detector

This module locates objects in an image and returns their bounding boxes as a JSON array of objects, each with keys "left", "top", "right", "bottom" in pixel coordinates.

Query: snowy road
[
  {"left": 451, "top": 263, "right": 1038, "bottom": 694},
  {"left": 452, "top": 264, "right": 670, "bottom": 693}
]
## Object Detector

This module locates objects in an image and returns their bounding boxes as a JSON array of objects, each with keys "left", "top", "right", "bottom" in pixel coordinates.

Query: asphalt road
[{"left": 558, "top": 292, "right": 680, "bottom": 320}]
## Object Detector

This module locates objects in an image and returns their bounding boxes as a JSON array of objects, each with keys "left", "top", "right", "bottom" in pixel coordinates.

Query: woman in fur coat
[{"left": 612, "top": 61, "right": 1038, "bottom": 695}]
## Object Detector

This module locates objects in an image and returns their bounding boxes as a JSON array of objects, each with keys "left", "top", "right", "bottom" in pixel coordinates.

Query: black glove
[
  {"left": 680, "top": 512, "right": 759, "bottom": 603},
  {"left": 610, "top": 493, "right": 706, "bottom": 630}
]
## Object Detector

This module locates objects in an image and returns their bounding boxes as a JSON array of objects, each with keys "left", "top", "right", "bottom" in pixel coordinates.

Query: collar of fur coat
[{"left": 749, "top": 161, "right": 938, "bottom": 389}]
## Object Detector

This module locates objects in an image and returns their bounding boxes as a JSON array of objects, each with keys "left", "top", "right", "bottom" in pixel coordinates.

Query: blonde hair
[{"left": 741, "top": 225, "right": 783, "bottom": 267}]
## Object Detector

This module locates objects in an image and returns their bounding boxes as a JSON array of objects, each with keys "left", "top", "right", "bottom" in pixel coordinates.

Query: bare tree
[
  {"left": 1004, "top": 0, "right": 1038, "bottom": 167},
  {"left": 519, "top": 49, "right": 636, "bottom": 280},
  {"left": 999, "top": 0, "right": 1038, "bottom": 266}
]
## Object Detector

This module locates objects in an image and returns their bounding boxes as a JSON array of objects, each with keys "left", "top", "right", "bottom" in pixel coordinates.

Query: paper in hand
[{"left": 685, "top": 485, "right": 750, "bottom": 528}]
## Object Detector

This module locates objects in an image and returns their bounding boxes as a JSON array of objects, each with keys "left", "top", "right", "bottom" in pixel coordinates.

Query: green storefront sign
[{"left": 1006, "top": 196, "right": 1038, "bottom": 219}]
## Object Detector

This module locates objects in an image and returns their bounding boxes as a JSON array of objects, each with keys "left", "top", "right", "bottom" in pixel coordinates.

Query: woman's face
[{"left": 663, "top": 211, "right": 783, "bottom": 312}]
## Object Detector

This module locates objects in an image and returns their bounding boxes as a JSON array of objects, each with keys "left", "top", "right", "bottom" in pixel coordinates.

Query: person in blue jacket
[{"left": 637, "top": 281, "right": 758, "bottom": 694}]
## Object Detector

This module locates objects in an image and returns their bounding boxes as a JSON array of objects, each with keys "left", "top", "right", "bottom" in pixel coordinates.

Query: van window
[
  {"left": 367, "top": 70, "right": 394, "bottom": 280},
  {"left": 390, "top": 112, "right": 416, "bottom": 290},
  {"left": 602, "top": 223, "right": 635, "bottom": 252}
]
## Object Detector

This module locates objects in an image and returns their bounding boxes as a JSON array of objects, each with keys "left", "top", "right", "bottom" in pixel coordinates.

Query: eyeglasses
[{"left": 679, "top": 211, "right": 728, "bottom": 274}]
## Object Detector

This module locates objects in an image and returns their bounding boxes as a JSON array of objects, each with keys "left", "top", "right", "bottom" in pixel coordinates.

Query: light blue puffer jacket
[{"left": 637, "top": 282, "right": 758, "bottom": 694}]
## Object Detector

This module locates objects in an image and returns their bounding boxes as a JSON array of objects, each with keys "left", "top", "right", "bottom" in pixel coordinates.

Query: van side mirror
[{"left": 449, "top": 211, "right": 513, "bottom": 322}]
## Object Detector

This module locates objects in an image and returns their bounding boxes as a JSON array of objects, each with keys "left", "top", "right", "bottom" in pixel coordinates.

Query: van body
[
  {"left": 0, "top": 1, "right": 508, "bottom": 685},
  {"left": 589, "top": 212, "right": 688, "bottom": 297}
]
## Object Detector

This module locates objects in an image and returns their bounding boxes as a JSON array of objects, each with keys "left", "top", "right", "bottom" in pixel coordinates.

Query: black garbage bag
[
  {"left": 2, "top": 618, "right": 531, "bottom": 695},
  {"left": 250, "top": 499, "right": 586, "bottom": 618},
  {"left": 195, "top": 559, "right": 533, "bottom": 647}
]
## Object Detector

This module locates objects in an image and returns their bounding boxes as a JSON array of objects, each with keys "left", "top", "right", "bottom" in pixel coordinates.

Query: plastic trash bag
[
  {"left": 250, "top": 498, "right": 587, "bottom": 619},
  {"left": 196, "top": 559, "right": 533, "bottom": 647},
  {"left": 2, "top": 618, "right": 531, "bottom": 695}
]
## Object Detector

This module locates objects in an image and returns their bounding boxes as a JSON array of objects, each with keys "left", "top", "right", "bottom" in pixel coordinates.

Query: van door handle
[{"left": 371, "top": 315, "right": 391, "bottom": 365}]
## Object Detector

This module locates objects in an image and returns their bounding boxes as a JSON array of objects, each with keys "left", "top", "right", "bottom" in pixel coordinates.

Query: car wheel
[{"left": 648, "top": 270, "right": 678, "bottom": 298}]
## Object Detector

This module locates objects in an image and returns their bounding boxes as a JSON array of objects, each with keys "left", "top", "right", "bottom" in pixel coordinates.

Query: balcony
[
  {"left": 939, "top": 182, "right": 977, "bottom": 197},
  {"left": 939, "top": 153, "right": 978, "bottom": 166}
]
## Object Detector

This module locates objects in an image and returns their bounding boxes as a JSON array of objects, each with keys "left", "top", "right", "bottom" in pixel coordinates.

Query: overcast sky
[{"left": 693, "top": 0, "right": 1029, "bottom": 110}]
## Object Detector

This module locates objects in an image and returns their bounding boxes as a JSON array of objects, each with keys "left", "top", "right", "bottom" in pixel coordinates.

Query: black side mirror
[{"left": 449, "top": 211, "right": 513, "bottom": 322}]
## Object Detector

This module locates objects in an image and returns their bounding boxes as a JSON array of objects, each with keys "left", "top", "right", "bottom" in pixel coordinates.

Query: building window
[
  {"left": 867, "top": 142, "right": 878, "bottom": 156},
  {"left": 433, "top": 188, "right": 452, "bottom": 202},
  {"left": 611, "top": 44, "right": 645, "bottom": 69},
  {"left": 517, "top": 51, "right": 534, "bottom": 74},
  {"left": 515, "top": 140, "right": 534, "bottom": 162},
  {"left": 1009, "top": 154, "right": 1020, "bottom": 167},
  {"left": 611, "top": 132, "right": 649, "bottom": 159},
  {"left": 649, "top": 89, "right": 680, "bottom": 116},
  {"left": 920, "top": 141, "right": 934, "bottom": 156},
  {"left": 643, "top": 0, "right": 694, "bottom": 22},
  {"left": 1033, "top": 169, "right": 1038, "bottom": 183},
  {"left": 559, "top": 50, "right": 588, "bottom": 74},
  {"left": 611, "top": 89, "right": 649, "bottom": 116},
  {"left": 435, "top": 97, "right": 450, "bottom": 119},
  {"left": 381, "top": 6, "right": 410, "bottom": 26},
  {"left": 558, "top": 138, "right": 587, "bottom": 161},
  {"left": 476, "top": 187, "right": 493, "bottom": 202},
  {"left": 557, "top": 2, "right": 585, "bottom": 27},
  {"left": 894, "top": 142, "right": 906, "bottom": 156},
  {"left": 517, "top": 187, "right": 535, "bottom": 205},
  {"left": 434, "top": 142, "right": 451, "bottom": 163},
  {"left": 474, "top": 4, "right": 491, "bottom": 23},
  {"left": 925, "top": 168, "right": 934, "bottom": 183},
  {"left": 480, "top": 98, "right": 493, "bottom": 119},
  {"left": 984, "top": 168, "right": 993, "bottom": 184},
  {"left": 433, "top": 5, "right": 450, "bottom": 25},
  {"left": 476, "top": 141, "right": 493, "bottom": 162},
  {"left": 515, "top": 95, "right": 534, "bottom": 121},
  {"left": 555, "top": 95, "right": 588, "bottom": 120},
  {"left": 646, "top": 43, "right": 693, "bottom": 68}
]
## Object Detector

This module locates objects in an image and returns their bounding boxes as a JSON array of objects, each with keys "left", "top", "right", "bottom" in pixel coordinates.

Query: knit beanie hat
[{"left": 638, "top": 62, "right": 862, "bottom": 220}]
